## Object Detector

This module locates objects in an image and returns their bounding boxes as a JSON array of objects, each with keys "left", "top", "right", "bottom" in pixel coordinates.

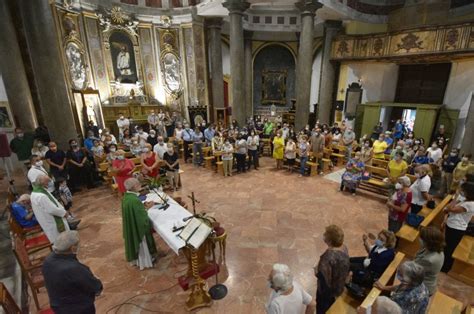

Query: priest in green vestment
[{"left": 122, "top": 178, "right": 157, "bottom": 270}]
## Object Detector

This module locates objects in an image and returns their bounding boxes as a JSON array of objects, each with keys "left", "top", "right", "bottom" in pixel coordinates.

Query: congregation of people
[{"left": 6, "top": 110, "right": 474, "bottom": 314}]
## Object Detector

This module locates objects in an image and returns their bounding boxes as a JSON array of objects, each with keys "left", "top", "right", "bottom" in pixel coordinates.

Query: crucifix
[{"left": 187, "top": 192, "right": 200, "bottom": 215}]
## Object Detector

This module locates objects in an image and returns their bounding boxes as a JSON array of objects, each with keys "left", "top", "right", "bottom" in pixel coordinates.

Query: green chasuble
[{"left": 122, "top": 192, "right": 157, "bottom": 262}]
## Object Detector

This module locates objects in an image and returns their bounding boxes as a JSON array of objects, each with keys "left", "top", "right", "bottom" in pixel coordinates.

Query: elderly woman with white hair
[
  {"left": 386, "top": 176, "right": 413, "bottom": 232},
  {"left": 42, "top": 231, "right": 103, "bottom": 313},
  {"left": 10, "top": 194, "right": 39, "bottom": 228},
  {"left": 266, "top": 263, "right": 315, "bottom": 314},
  {"left": 375, "top": 261, "right": 430, "bottom": 314}
]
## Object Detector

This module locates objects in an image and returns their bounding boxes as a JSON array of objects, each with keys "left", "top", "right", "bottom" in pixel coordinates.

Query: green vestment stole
[
  {"left": 121, "top": 192, "right": 157, "bottom": 262},
  {"left": 32, "top": 185, "right": 66, "bottom": 233}
]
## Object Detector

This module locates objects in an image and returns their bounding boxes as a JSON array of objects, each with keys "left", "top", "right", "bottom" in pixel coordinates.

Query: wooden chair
[
  {"left": 449, "top": 235, "right": 474, "bottom": 286},
  {"left": 0, "top": 282, "right": 21, "bottom": 314},
  {"left": 12, "top": 236, "right": 51, "bottom": 310}
]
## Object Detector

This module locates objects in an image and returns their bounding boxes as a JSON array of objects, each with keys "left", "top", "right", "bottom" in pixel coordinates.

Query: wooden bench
[
  {"left": 372, "top": 158, "right": 388, "bottom": 169},
  {"left": 427, "top": 291, "right": 464, "bottom": 314},
  {"left": 358, "top": 165, "right": 389, "bottom": 196},
  {"left": 328, "top": 252, "right": 405, "bottom": 313},
  {"left": 331, "top": 145, "right": 346, "bottom": 166},
  {"left": 396, "top": 194, "right": 452, "bottom": 258},
  {"left": 216, "top": 161, "right": 224, "bottom": 176},
  {"left": 358, "top": 252, "right": 405, "bottom": 311},
  {"left": 306, "top": 161, "right": 319, "bottom": 176},
  {"left": 464, "top": 304, "right": 473, "bottom": 314},
  {"left": 204, "top": 156, "right": 215, "bottom": 169},
  {"left": 261, "top": 138, "right": 271, "bottom": 156},
  {"left": 449, "top": 235, "right": 474, "bottom": 286}
]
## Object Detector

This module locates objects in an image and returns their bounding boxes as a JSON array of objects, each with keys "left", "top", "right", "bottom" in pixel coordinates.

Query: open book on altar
[{"left": 178, "top": 218, "right": 212, "bottom": 249}]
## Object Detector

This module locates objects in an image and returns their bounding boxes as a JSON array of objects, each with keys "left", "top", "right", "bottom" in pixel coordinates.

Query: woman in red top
[
  {"left": 386, "top": 176, "right": 413, "bottom": 232},
  {"left": 111, "top": 150, "right": 135, "bottom": 194},
  {"left": 141, "top": 143, "right": 160, "bottom": 178}
]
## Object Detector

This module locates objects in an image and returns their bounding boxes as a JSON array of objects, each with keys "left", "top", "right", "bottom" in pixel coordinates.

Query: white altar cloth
[{"left": 146, "top": 191, "right": 192, "bottom": 255}]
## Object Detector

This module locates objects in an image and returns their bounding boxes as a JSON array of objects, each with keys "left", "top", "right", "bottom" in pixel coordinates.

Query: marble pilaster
[
  {"left": 207, "top": 17, "right": 225, "bottom": 121},
  {"left": 318, "top": 20, "right": 342, "bottom": 124},
  {"left": 19, "top": 0, "right": 78, "bottom": 149},
  {"left": 244, "top": 30, "right": 253, "bottom": 118},
  {"left": 0, "top": 0, "right": 38, "bottom": 131},
  {"left": 294, "top": 1, "right": 322, "bottom": 130},
  {"left": 223, "top": 0, "right": 250, "bottom": 126}
]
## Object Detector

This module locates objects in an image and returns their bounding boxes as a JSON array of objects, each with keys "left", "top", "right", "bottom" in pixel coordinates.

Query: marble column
[
  {"left": 317, "top": 20, "right": 342, "bottom": 124},
  {"left": 18, "top": 0, "right": 78, "bottom": 149},
  {"left": 0, "top": 0, "right": 38, "bottom": 131},
  {"left": 207, "top": 17, "right": 225, "bottom": 122},
  {"left": 223, "top": 0, "right": 250, "bottom": 126},
  {"left": 244, "top": 30, "right": 253, "bottom": 118},
  {"left": 294, "top": 1, "right": 322, "bottom": 131},
  {"left": 461, "top": 97, "right": 474, "bottom": 156}
]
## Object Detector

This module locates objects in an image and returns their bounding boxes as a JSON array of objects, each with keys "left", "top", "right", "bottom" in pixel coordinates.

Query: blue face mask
[{"left": 374, "top": 239, "right": 384, "bottom": 248}]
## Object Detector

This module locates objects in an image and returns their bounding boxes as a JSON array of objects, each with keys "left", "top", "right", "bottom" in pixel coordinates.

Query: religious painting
[
  {"left": 109, "top": 31, "right": 138, "bottom": 84},
  {"left": 65, "top": 42, "right": 87, "bottom": 90},
  {"left": 162, "top": 52, "right": 181, "bottom": 92},
  {"left": 0, "top": 103, "right": 14, "bottom": 131},
  {"left": 261, "top": 70, "right": 287, "bottom": 105}
]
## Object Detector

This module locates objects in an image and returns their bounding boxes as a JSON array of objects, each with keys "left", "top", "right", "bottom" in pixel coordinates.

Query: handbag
[
  {"left": 426, "top": 200, "right": 436, "bottom": 209},
  {"left": 406, "top": 213, "right": 424, "bottom": 228}
]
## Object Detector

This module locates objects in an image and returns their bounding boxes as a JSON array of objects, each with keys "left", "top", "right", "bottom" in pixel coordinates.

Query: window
[
  {"left": 277, "top": 16, "right": 285, "bottom": 25},
  {"left": 252, "top": 16, "right": 260, "bottom": 23},
  {"left": 265, "top": 16, "right": 272, "bottom": 24},
  {"left": 289, "top": 16, "right": 297, "bottom": 25}
]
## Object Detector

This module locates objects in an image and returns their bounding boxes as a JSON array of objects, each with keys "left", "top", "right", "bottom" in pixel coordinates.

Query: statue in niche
[
  {"left": 163, "top": 53, "right": 181, "bottom": 92},
  {"left": 116, "top": 46, "right": 133, "bottom": 76},
  {"left": 65, "top": 42, "right": 86, "bottom": 90},
  {"left": 109, "top": 31, "right": 138, "bottom": 84}
]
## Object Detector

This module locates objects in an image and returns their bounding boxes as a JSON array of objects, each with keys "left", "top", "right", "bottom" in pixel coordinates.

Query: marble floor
[{"left": 2, "top": 157, "right": 473, "bottom": 313}]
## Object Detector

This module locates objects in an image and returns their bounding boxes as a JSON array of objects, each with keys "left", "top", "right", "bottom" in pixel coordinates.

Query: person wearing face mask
[
  {"left": 342, "top": 126, "right": 356, "bottom": 159},
  {"left": 45, "top": 142, "right": 67, "bottom": 180},
  {"left": 360, "top": 140, "right": 373, "bottom": 165},
  {"left": 66, "top": 139, "right": 95, "bottom": 191},
  {"left": 375, "top": 261, "right": 429, "bottom": 313},
  {"left": 182, "top": 123, "right": 194, "bottom": 163},
  {"left": 235, "top": 134, "right": 248, "bottom": 173},
  {"left": 163, "top": 143, "right": 180, "bottom": 190},
  {"left": 265, "top": 263, "right": 315, "bottom": 314},
  {"left": 28, "top": 155, "right": 55, "bottom": 192},
  {"left": 387, "top": 152, "right": 408, "bottom": 190},
  {"left": 192, "top": 127, "right": 204, "bottom": 167},
  {"left": 405, "top": 132, "right": 415, "bottom": 146},
  {"left": 451, "top": 153, "right": 473, "bottom": 192},
  {"left": 411, "top": 146, "right": 433, "bottom": 169},
  {"left": 441, "top": 182, "right": 474, "bottom": 272},
  {"left": 141, "top": 143, "right": 160, "bottom": 178},
  {"left": 426, "top": 141, "right": 443, "bottom": 164},
  {"left": 100, "top": 128, "right": 117, "bottom": 145},
  {"left": 393, "top": 119, "right": 404, "bottom": 140},
  {"left": 42, "top": 231, "right": 103, "bottom": 314},
  {"left": 174, "top": 123, "right": 184, "bottom": 141},
  {"left": 410, "top": 165, "right": 433, "bottom": 214},
  {"left": 349, "top": 230, "right": 396, "bottom": 289},
  {"left": 340, "top": 152, "right": 365, "bottom": 195},
  {"left": 383, "top": 131, "right": 394, "bottom": 151},
  {"left": 116, "top": 113, "right": 130, "bottom": 139},
  {"left": 130, "top": 137, "right": 143, "bottom": 157},
  {"left": 414, "top": 226, "right": 445, "bottom": 295},
  {"left": 387, "top": 176, "right": 412, "bottom": 232},
  {"left": 247, "top": 129, "right": 259, "bottom": 170},
  {"left": 136, "top": 127, "right": 149, "bottom": 147},
  {"left": 153, "top": 136, "right": 167, "bottom": 159},
  {"left": 31, "top": 139, "right": 50, "bottom": 170},
  {"left": 106, "top": 143, "right": 118, "bottom": 164},
  {"left": 147, "top": 129, "right": 158, "bottom": 147},
  {"left": 204, "top": 124, "right": 215, "bottom": 146},
  {"left": 147, "top": 109, "right": 159, "bottom": 130},
  {"left": 273, "top": 131, "right": 285, "bottom": 170},
  {"left": 221, "top": 140, "right": 234, "bottom": 177},
  {"left": 298, "top": 135, "right": 310, "bottom": 177},
  {"left": 309, "top": 128, "right": 325, "bottom": 173},
  {"left": 10, "top": 127, "right": 35, "bottom": 169},
  {"left": 440, "top": 148, "right": 461, "bottom": 195},
  {"left": 111, "top": 150, "right": 135, "bottom": 194},
  {"left": 263, "top": 119, "right": 274, "bottom": 138},
  {"left": 314, "top": 225, "right": 350, "bottom": 313}
]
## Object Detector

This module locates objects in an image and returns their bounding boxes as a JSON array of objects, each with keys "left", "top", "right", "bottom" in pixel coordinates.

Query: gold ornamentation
[
  {"left": 445, "top": 29, "right": 459, "bottom": 48},
  {"left": 395, "top": 33, "right": 424, "bottom": 52},
  {"left": 373, "top": 38, "right": 383, "bottom": 56},
  {"left": 110, "top": 6, "right": 126, "bottom": 24},
  {"left": 337, "top": 40, "right": 349, "bottom": 56}
]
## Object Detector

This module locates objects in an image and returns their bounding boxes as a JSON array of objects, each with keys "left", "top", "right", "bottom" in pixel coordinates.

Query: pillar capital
[
  {"left": 206, "top": 17, "right": 224, "bottom": 29},
  {"left": 223, "top": 0, "right": 250, "bottom": 15},
  {"left": 295, "top": 0, "right": 323, "bottom": 16}
]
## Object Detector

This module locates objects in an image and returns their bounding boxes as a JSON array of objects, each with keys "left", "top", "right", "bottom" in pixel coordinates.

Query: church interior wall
[
  {"left": 344, "top": 20, "right": 388, "bottom": 35},
  {"left": 221, "top": 41, "right": 230, "bottom": 76}
]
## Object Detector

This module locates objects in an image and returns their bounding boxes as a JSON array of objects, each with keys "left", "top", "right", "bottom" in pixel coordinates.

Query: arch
[{"left": 252, "top": 42, "right": 296, "bottom": 65}]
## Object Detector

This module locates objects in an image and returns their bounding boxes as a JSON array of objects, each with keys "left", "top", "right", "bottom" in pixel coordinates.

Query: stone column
[
  {"left": 244, "top": 30, "right": 253, "bottom": 118},
  {"left": 317, "top": 20, "right": 342, "bottom": 124},
  {"left": 18, "top": 0, "right": 78, "bottom": 149},
  {"left": 461, "top": 97, "right": 474, "bottom": 156},
  {"left": 294, "top": 0, "right": 322, "bottom": 131},
  {"left": 0, "top": 0, "right": 38, "bottom": 131},
  {"left": 207, "top": 17, "right": 225, "bottom": 122},
  {"left": 223, "top": 0, "right": 250, "bottom": 126}
]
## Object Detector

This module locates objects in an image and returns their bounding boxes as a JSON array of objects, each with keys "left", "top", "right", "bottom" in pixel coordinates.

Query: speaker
[{"left": 0, "top": 133, "right": 11, "bottom": 157}]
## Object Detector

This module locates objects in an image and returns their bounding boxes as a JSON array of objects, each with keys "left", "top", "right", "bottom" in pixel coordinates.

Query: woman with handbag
[
  {"left": 387, "top": 176, "right": 412, "bottom": 232},
  {"left": 441, "top": 182, "right": 474, "bottom": 272}
]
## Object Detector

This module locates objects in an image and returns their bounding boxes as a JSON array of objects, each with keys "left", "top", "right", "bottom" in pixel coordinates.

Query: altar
[{"left": 146, "top": 191, "right": 227, "bottom": 311}]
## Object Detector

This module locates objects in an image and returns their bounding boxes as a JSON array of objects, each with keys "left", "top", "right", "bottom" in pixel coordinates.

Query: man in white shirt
[
  {"left": 136, "top": 126, "right": 149, "bottom": 147},
  {"left": 410, "top": 165, "right": 432, "bottom": 214},
  {"left": 427, "top": 142, "right": 443, "bottom": 164},
  {"left": 116, "top": 113, "right": 130, "bottom": 138},
  {"left": 147, "top": 110, "right": 159, "bottom": 131},
  {"left": 31, "top": 175, "right": 70, "bottom": 243},
  {"left": 153, "top": 136, "right": 167, "bottom": 159},
  {"left": 266, "top": 263, "right": 315, "bottom": 314},
  {"left": 28, "top": 155, "right": 55, "bottom": 192}
]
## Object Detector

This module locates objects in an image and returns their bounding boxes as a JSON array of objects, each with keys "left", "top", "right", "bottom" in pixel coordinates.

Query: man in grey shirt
[
  {"left": 342, "top": 126, "right": 355, "bottom": 159},
  {"left": 235, "top": 134, "right": 248, "bottom": 173}
]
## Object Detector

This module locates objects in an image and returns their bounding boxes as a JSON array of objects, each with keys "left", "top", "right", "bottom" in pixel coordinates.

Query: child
[
  {"left": 58, "top": 178, "right": 73, "bottom": 211},
  {"left": 91, "top": 139, "right": 106, "bottom": 166}
]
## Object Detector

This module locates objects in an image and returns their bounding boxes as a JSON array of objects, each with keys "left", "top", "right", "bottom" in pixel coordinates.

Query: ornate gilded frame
[
  {"left": 63, "top": 30, "right": 88, "bottom": 91},
  {"left": 159, "top": 28, "right": 184, "bottom": 99},
  {"left": 261, "top": 70, "right": 287, "bottom": 105}
]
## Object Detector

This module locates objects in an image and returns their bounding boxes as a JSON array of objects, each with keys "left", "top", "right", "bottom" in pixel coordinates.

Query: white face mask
[
  {"left": 110, "top": 148, "right": 116, "bottom": 152},
  {"left": 142, "top": 148, "right": 149, "bottom": 153},
  {"left": 35, "top": 160, "right": 43, "bottom": 167},
  {"left": 395, "top": 183, "right": 402, "bottom": 190}
]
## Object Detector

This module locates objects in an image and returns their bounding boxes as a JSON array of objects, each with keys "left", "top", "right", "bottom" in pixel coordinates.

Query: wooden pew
[
  {"left": 358, "top": 165, "right": 389, "bottom": 196},
  {"left": 396, "top": 194, "right": 452, "bottom": 258},
  {"left": 331, "top": 144, "right": 346, "bottom": 166},
  {"left": 322, "top": 148, "right": 333, "bottom": 172},
  {"left": 358, "top": 252, "right": 405, "bottom": 311},
  {"left": 449, "top": 235, "right": 474, "bottom": 286},
  {"left": 328, "top": 252, "right": 405, "bottom": 314},
  {"left": 427, "top": 291, "right": 464, "bottom": 314},
  {"left": 372, "top": 158, "right": 388, "bottom": 169},
  {"left": 464, "top": 304, "right": 474, "bottom": 314}
]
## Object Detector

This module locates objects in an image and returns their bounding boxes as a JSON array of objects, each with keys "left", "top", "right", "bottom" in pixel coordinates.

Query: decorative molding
[{"left": 331, "top": 22, "right": 474, "bottom": 61}]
